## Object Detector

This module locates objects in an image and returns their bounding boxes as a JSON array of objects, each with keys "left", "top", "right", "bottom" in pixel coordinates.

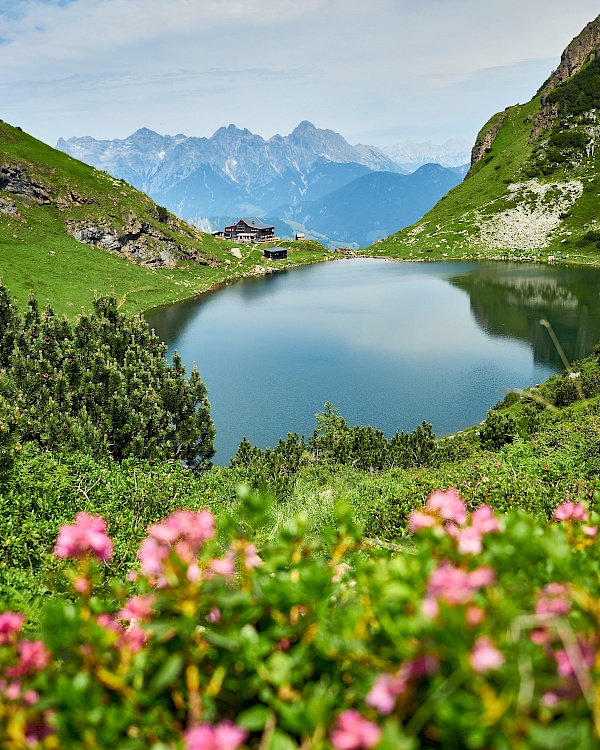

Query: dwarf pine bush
[{"left": 0, "top": 282, "right": 215, "bottom": 470}]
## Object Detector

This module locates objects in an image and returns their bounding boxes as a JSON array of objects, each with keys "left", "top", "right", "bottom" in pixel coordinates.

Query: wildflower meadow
[{"left": 1, "top": 488, "right": 600, "bottom": 749}]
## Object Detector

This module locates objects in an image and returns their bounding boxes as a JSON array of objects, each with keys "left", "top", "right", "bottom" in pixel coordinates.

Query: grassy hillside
[
  {"left": 368, "top": 20, "right": 600, "bottom": 264},
  {"left": 0, "top": 120, "right": 329, "bottom": 317}
]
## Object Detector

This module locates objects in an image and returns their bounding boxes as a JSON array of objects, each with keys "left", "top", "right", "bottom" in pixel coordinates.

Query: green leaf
[
  {"left": 148, "top": 653, "right": 184, "bottom": 695},
  {"left": 236, "top": 705, "right": 271, "bottom": 732}
]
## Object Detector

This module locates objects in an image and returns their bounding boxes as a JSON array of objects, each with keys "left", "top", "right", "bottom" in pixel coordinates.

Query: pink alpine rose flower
[
  {"left": 553, "top": 502, "right": 588, "bottom": 522},
  {"left": 120, "top": 623, "right": 148, "bottom": 654},
  {"left": 469, "top": 636, "right": 505, "bottom": 672},
  {"left": 366, "top": 673, "right": 407, "bottom": 714},
  {"left": 408, "top": 511, "right": 437, "bottom": 533},
  {"left": 0, "top": 612, "right": 24, "bottom": 644},
  {"left": 208, "top": 552, "right": 236, "bottom": 578},
  {"left": 535, "top": 583, "right": 570, "bottom": 617},
  {"left": 553, "top": 635, "right": 596, "bottom": 678},
  {"left": 242, "top": 543, "right": 263, "bottom": 570},
  {"left": 139, "top": 509, "right": 216, "bottom": 584},
  {"left": 424, "top": 562, "right": 495, "bottom": 618},
  {"left": 5, "top": 640, "right": 51, "bottom": 677},
  {"left": 447, "top": 525, "right": 483, "bottom": 555},
  {"left": 331, "top": 710, "right": 382, "bottom": 750},
  {"left": 471, "top": 505, "right": 501, "bottom": 534},
  {"left": 54, "top": 512, "right": 113, "bottom": 562},
  {"left": 185, "top": 721, "right": 248, "bottom": 750},
  {"left": 117, "top": 594, "right": 156, "bottom": 622},
  {"left": 427, "top": 489, "right": 467, "bottom": 526}
]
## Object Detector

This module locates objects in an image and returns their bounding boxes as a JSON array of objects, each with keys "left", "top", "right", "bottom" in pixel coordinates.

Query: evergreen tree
[{"left": 0, "top": 285, "right": 215, "bottom": 470}]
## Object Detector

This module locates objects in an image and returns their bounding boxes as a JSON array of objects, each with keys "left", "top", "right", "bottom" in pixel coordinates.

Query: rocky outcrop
[
  {"left": 0, "top": 196, "right": 18, "bottom": 215},
  {"left": 531, "top": 14, "right": 600, "bottom": 140},
  {"left": 468, "top": 113, "right": 507, "bottom": 171},
  {"left": 476, "top": 179, "right": 584, "bottom": 251},
  {"left": 65, "top": 217, "right": 215, "bottom": 269},
  {"left": 0, "top": 165, "right": 51, "bottom": 203},
  {"left": 540, "top": 16, "right": 600, "bottom": 98}
]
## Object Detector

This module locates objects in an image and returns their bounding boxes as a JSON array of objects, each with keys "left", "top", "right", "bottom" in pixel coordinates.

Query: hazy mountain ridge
[
  {"left": 382, "top": 138, "right": 471, "bottom": 171},
  {"left": 58, "top": 122, "right": 469, "bottom": 247},
  {"left": 57, "top": 121, "right": 403, "bottom": 194},
  {"left": 281, "top": 163, "right": 468, "bottom": 247}
]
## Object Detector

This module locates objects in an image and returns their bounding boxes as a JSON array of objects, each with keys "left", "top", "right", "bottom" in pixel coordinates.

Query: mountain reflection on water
[
  {"left": 450, "top": 263, "right": 600, "bottom": 368},
  {"left": 146, "top": 259, "right": 600, "bottom": 463}
]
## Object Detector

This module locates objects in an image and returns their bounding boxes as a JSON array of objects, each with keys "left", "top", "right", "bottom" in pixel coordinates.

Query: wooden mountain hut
[{"left": 224, "top": 217, "right": 275, "bottom": 243}]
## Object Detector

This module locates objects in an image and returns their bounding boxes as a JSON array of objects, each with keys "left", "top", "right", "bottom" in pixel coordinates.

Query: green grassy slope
[
  {"left": 0, "top": 120, "right": 329, "bottom": 317},
  {"left": 367, "top": 22, "right": 600, "bottom": 265}
]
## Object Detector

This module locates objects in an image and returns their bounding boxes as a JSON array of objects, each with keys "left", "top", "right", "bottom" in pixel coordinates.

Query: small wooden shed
[{"left": 264, "top": 247, "right": 288, "bottom": 260}]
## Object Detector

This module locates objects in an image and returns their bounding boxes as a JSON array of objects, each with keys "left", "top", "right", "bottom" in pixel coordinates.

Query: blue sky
[{"left": 0, "top": 0, "right": 598, "bottom": 149}]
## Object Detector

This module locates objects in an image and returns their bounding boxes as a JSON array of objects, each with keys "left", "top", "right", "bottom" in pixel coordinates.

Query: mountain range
[{"left": 56, "top": 122, "right": 469, "bottom": 248}]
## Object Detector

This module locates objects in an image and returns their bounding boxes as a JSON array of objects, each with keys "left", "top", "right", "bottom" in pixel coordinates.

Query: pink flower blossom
[
  {"left": 553, "top": 636, "right": 596, "bottom": 678},
  {"left": 54, "top": 512, "right": 113, "bottom": 562},
  {"left": 138, "top": 537, "right": 170, "bottom": 580},
  {"left": 185, "top": 721, "right": 248, "bottom": 750},
  {"left": 447, "top": 525, "right": 483, "bottom": 555},
  {"left": 542, "top": 691, "right": 560, "bottom": 706},
  {"left": 4, "top": 681, "right": 20, "bottom": 700},
  {"left": 366, "top": 673, "right": 407, "bottom": 714},
  {"left": 148, "top": 510, "right": 215, "bottom": 555},
  {"left": 73, "top": 576, "right": 90, "bottom": 594},
  {"left": 138, "top": 509, "right": 216, "bottom": 584},
  {"left": 553, "top": 502, "right": 588, "bottom": 522},
  {"left": 0, "top": 612, "right": 24, "bottom": 644},
  {"left": 427, "top": 489, "right": 467, "bottom": 526},
  {"left": 243, "top": 544, "right": 263, "bottom": 570},
  {"left": 408, "top": 511, "right": 437, "bottom": 533},
  {"left": 5, "top": 640, "right": 51, "bottom": 677},
  {"left": 187, "top": 562, "right": 202, "bottom": 582},
  {"left": 330, "top": 710, "right": 382, "bottom": 750},
  {"left": 96, "top": 613, "right": 121, "bottom": 636},
  {"left": 469, "top": 636, "right": 505, "bottom": 672},
  {"left": 471, "top": 505, "right": 501, "bottom": 534},
  {"left": 207, "top": 607, "right": 221, "bottom": 624},
  {"left": 583, "top": 525, "right": 598, "bottom": 538},
  {"left": 208, "top": 553, "right": 236, "bottom": 578},
  {"left": 117, "top": 595, "right": 156, "bottom": 622},
  {"left": 530, "top": 629, "right": 550, "bottom": 646},
  {"left": 23, "top": 689, "right": 40, "bottom": 705},
  {"left": 535, "top": 583, "right": 570, "bottom": 617},
  {"left": 120, "top": 623, "right": 148, "bottom": 654},
  {"left": 426, "top": 562, "right": 495, "bottom": 608},
  {"left": 466, "top": 605, "right": 485, "bottom": 627}
]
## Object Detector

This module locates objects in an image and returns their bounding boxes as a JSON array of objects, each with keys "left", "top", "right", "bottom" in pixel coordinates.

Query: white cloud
[{"left": 1, "top": 0, "right": 598, "bottom": 147}]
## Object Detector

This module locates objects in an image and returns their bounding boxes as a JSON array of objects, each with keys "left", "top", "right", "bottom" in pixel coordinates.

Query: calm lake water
[{"left": 146, "top": 259, "right": 600, "bottom": 464}]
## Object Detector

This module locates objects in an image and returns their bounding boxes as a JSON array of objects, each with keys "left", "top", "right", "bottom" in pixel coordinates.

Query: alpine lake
[{"left": 145, "top": 258, "right": 600, "bottom": 465}]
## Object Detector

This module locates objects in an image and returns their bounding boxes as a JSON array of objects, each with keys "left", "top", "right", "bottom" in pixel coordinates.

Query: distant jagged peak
[{"left": 212, "top": 123, "right": 255, "bottom": 138}]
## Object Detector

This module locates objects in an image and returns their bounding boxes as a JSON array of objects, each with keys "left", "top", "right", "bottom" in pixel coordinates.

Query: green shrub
[
  {"left": 479, "top": 409, "right": 517, "bottom": 450},
  {"left": 230, "top": 405, "right": 437, "bottom": 498},
  {"left": 0, "top": 283, "right": 215, "bottom": 470}
]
